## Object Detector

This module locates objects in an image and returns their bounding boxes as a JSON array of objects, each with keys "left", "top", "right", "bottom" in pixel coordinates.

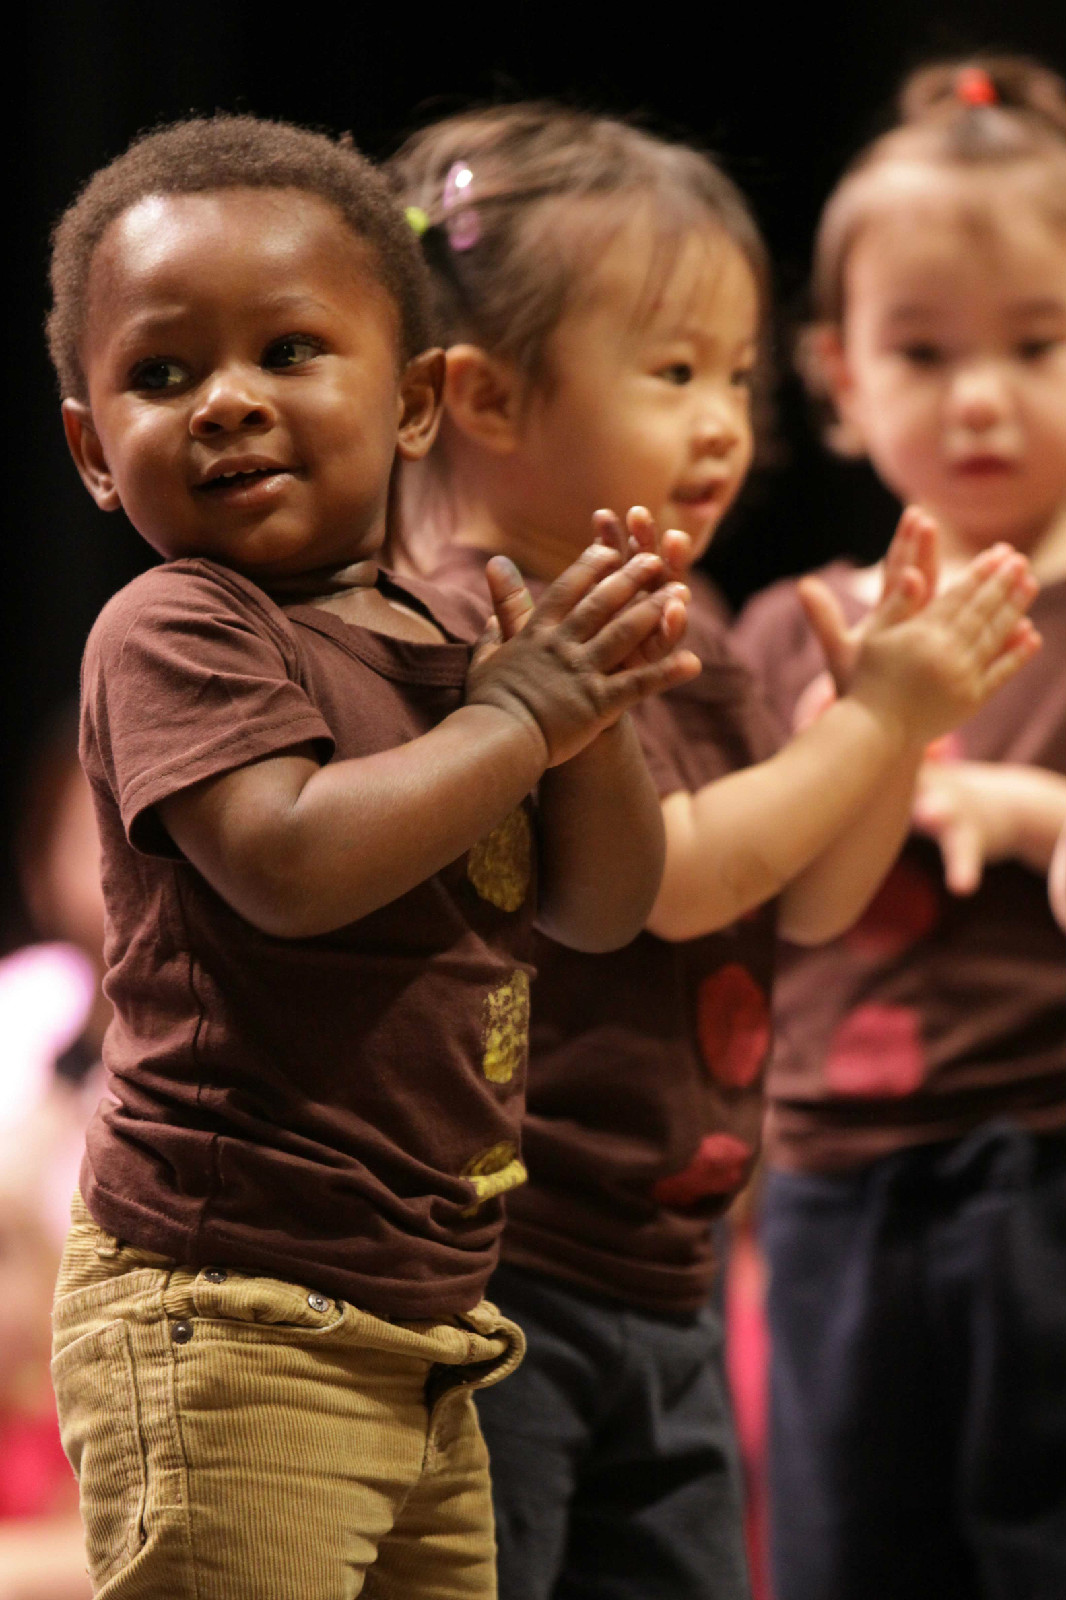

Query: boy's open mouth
[{"left": 198, "top": 467, "right": 288, "bottom": 493}]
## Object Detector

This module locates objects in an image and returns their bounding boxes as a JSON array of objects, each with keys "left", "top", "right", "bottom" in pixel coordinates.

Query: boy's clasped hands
[{"left": 466, "top": 507, "right": 700, "bottom": 767}]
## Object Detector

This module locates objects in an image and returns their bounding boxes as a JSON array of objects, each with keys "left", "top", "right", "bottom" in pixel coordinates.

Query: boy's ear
[
  {"left": 443, "top": 344, "right": 524, "bottom": 455},
  {"left": 396, "top": 348, "right": 447, "bottom": 461},
  {"left": 804, "top": 325, "right": 867, "bottom": 459},
  {"left": 61, "top": 400, "right": 122, "bottom": 511}
]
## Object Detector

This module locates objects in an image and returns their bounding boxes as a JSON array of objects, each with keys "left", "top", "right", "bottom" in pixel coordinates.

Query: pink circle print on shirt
[
  {"left": 697, "top": 963, "right": 771, "bottom": 1088},
  {"left": 652, "top": 1133, "right": 755, "bottom": 1207},
  {"left": 845, "top": 858, "right": 940, "bottom": 959},
  {"left": 825, "top": 1002, "right": 926, "bottom": 1096}
]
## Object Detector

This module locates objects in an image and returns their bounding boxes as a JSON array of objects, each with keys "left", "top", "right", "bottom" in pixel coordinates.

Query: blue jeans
[
  {"left": 475, "top": 1261, "right": 750, "bottom": 1600},
  {"left": 764, "top": 1125, "right": 1066, "bottom": 1600}
]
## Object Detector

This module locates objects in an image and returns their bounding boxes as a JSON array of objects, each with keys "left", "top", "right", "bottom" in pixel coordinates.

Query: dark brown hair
[
  {"left": 48, "top": 114, "right": 433, "bottom": 400},
  {"left": 812, "top": 55, "right": 1066, "bottom": 327},
  {"left": 387, "top": 103, "right": 769, "bottom": 384}
]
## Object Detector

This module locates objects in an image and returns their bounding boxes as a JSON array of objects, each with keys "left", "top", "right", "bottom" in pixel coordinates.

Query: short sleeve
[
  {"left": 81, "top": 561, "right": 334, "bottom": 856},
  {"left": 731, "top": 579, "right": 823, "bottom": 738}
]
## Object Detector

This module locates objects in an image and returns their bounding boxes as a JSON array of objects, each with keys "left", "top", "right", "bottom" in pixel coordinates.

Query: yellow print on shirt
[
  {"left": 481, "top": 971, "right": 530, "bottom": 1084},
  {"left": 467, "top": 807, "right": 532, "bottom": 912},
  {"left": 462, "top": 1141, "right": 528, "bottom": 1214}
]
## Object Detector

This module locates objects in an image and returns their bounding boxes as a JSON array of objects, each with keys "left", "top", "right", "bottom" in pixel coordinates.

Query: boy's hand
[
  {"left": 466, "top": 543, "right": 700, "bottom": 767},
  {"left": 481, "top": 506, "right": 693, "bottom": 669},
  {"left": 798, "top": 506, "right": 938, "bottom": 693},
  {"left": 846, "top": 543, "right": 1040, "bottom": 748}
]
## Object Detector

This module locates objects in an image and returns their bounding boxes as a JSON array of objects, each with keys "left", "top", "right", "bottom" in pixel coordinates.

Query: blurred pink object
[
  {"left": 726, "top": 1227, "right": 773, "bottom": 1600},
  {"left": 0, "top": 1415, "right": 72, "bottom": 1521},
  {"left": 0, "top": 943, "right": 104, "bottom": 1245},
  {"left": 0, "top": 944, "right": 94, "bottom": 1129}
]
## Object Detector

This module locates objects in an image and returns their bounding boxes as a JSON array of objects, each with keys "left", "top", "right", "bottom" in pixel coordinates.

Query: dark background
[{"left": 9, "top": 0, "right": 1066, "bottom": 935}]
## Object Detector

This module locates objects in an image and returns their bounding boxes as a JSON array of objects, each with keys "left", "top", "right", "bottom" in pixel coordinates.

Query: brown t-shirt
[
  {"left": 733, "top": 565, "right": 1066, "bottom": 1173},
  {"left": 79, "top": 557, "right": 537, "bottom": 1318},
  {"left": 431, "top": 546, "right": 780, "bottom": 1313}
]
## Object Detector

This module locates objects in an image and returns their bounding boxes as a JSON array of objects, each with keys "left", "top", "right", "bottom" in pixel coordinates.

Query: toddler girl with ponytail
[
  {"left": 735, "top": 56, "right": 1066, "bottom": 1600},
  {"left": 390, "top": 102, "right": 1042, "bottom": 1600}
]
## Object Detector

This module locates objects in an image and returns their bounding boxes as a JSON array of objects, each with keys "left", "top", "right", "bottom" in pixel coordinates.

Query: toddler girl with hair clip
[
  {"left": 389, "top": 103, "right": 1041, "bottom": 1600},
  {"left": 734, "top": 55, "right": 1066, "bottom": 1600}
]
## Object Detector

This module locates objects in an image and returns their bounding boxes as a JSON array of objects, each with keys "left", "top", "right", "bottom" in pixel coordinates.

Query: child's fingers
[
  {"left": 912, "top": 787, "right": 984, "bottom": 894},
  {"left": 592, "top": 509, "right": 628, "bottom": 557},
  {"left": 595, "top": 647, "right": 703, "bottom": 713},
  {"left": 469, "top": 614, "right": 502, "bottom": 672},
  {"left": 973, "top": 619, "right": 1042, "bottom": 695},
  {"left": 561, "top": 552, "right": 666, "bottom": 643},
  {"left": 531, "top": 542, "right": 626, "bottom": 626},
  {"left": 882, "top": 506, "right": 938, "bottom": 601},
  {"left": 881, "top": 505, "right": 920, "bottom": 595},
  {"left": 623, "top": 507, "right": 692, "bottom": 576},
  {"left": 932, "top": 544, "right": 1024, "bottom": 628},
  {"left": 910, "top": 510, "right": 940, "bottom": 598},
  {"left": 580, "top": 586, "right": 687, "bottom": 671},
  {"left": 609, "top": 589, "right": 692, "bottom": 669},
  {"left": 797, "top": 576, "right": 853, "bottom": 687},
  {"left": 957, "top": 560, "right": 1038, "bottom": 659},
  {"left": 484, "top": 555, "right": 536, "bottom": 641},
  {"left": 874, "top": 566, "right": 930, "bottom": 629},
  {"left": 660, "top": 526, "right": 693, "bottom": 576},
  {"left": 937, "top": 819, "right": 984, "bottom": 894},
  {"left": 625, "top": 506, "right": 658, "bottom": 555}
]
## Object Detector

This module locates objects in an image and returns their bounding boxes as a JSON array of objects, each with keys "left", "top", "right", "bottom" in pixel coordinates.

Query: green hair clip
[{"left": 405, "top": 206, "right": 430, "bottom": 237}]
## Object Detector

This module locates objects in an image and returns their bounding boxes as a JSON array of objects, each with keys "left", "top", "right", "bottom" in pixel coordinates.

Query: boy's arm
[
  {"left": 534, "top": 717, "right": 665, "bottom": 951},
  {"left": 159, "top": 709, "right": 548, "bottom": 939},
  {"left": 160, "top": 546, "right": 697, "bottom": 939},
  {"left": 479, "top": 534, "right": 692, "bottom": 952}
]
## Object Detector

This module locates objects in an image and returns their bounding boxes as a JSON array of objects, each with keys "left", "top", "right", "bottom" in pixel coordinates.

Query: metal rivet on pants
[
  {"left": 307, "top": 1292, "right": 330, "bottom": 1314},
  {"left": 171, "top": 1320, "right": 194, "bottom": 1345},
  {"left": 202, "top": 1268, "right": 227, "bottom": 1284}
]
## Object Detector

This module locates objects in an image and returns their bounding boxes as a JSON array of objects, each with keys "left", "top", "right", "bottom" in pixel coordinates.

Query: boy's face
[
  {"left": 64, "top": 189, "right": 441, "bottom": 578},
  {"left": 503, "top": 220, "right": 757, "bottom": 574},
  {"left": 828, "top": 163, "right": 1066, "bottom": 558}
]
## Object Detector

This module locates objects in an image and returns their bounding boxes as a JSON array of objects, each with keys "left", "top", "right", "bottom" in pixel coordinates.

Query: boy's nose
[{"left": 189, "top": 374, "right": 277, "bottom": 437}]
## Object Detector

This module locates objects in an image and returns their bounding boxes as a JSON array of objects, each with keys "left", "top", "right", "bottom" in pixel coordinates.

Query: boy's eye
[
  {"left": 657, "top": 362, "right": 694, "bottom": 386},
  {"left": 263, "top": 335, "right": 322, "bottom": 370},
  {"left": 731, "top": 364, "right": 756, "bottom": 390},
  {"left": 131, "top": 358, "right": 187, "bottom": 392}
]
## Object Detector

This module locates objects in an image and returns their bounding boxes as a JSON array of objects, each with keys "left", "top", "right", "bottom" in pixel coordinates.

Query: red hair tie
[{"left": 956, "top": 67, "right": 998, "bottom": 108}]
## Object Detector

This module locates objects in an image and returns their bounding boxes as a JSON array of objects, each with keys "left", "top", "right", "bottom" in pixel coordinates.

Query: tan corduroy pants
[{"left": 52, "top": 1194, "right": 524, "bottom": 1599}]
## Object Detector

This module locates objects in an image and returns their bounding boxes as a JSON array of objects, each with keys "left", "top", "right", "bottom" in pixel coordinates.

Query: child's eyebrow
[
  {"left": 1005, "top": 296, "right": 1066, "bottom": 319},
  {"left": 643, "top": 323, "right": 755, "bottom": 354},
  {"left": 256, "top": 291, "right": 335, "bottom": 316},
  {"left": 880, "top": 303, "right": 942, "bottom": 326}
]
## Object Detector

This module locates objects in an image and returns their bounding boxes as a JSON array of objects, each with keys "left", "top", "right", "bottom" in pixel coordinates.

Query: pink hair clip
[
  {"left": 956, "top": 66, "right": 998, "bottom": 108},
  {"left": 442, "top": 161, "right": 480, "bottom": 251}
]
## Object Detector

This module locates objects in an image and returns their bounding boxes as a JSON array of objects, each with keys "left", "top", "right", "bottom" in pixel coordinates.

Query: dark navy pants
[
  {"left": 763, "top": 1125, "right": 1066, "bottom": 1600},
  {"left": 476, "top": 1261, "right": 750, "bottom": 1600}
]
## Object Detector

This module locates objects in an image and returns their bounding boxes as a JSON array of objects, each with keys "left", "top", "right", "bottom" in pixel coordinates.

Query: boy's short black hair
[{"left": 48, "top": 113, "right": 433, "bottom": 400}]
